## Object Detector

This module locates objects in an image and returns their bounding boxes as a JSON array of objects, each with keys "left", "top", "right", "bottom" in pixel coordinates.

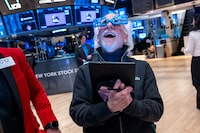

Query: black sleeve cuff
[{"left": 44, "top": 121, "right": 59, "bottom": 130}]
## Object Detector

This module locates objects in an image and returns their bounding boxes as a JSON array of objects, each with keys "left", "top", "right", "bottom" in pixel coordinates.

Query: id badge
[{"left": 0, "top": 56, "right": 16, "bottom": 69}]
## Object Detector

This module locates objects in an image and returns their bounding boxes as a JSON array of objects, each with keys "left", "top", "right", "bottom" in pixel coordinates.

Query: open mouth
[{"left": 103, "top": 32, "right": 116, "bottom": 38}]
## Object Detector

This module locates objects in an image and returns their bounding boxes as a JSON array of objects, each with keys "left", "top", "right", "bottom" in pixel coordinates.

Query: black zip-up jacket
[
  {"left": 75, "top": 43, "right": 93, "bottom": 66},
  {"left": 70, "top": 47, "right": 164, "bottom": 133}
]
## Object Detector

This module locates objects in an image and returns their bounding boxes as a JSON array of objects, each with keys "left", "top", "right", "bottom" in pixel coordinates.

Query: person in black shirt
[{"left": 75, "top": 34, "right": 93, "bottom": 66}]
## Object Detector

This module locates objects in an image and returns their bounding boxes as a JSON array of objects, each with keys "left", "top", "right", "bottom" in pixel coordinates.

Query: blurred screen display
[
  {"left": 0, "top": 17, "right": 7, "bottom": 38},
  {"left": 37, "top": 5, "right": 73, "bottom": 29},
  {"left": 74, "top": 5, "right": 101, "bottom": 26},
  {"left": 3, "top": 10, "right": 38, "bottom": 35}
]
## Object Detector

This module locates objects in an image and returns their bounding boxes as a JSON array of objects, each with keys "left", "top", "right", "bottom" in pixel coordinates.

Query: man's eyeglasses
[{"left": 93, "top": 15, "right": 128, "bottom": 27}]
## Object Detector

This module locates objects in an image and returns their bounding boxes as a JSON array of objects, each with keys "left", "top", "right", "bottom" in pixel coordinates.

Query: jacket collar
[{"left": 93, "top": 45, "right": 129, "bottom": 62}]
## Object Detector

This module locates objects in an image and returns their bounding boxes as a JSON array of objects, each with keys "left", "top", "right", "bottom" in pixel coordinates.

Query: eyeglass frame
[{"left": 93, "top": 14, "right": 128, "bottom": 27}]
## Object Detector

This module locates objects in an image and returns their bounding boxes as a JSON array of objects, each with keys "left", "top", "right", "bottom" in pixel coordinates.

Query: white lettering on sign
[
  {"left": 20, "top": 17, "right": 33, "bottom": 22},
  {"left": 35, "top": 68, "right": 79, "bottom": 79},
  {"left": 4, "top": 0, "right": 22, "bottom": 10},
  {"left": 35, "top": 74, "right": 43, "bottom": 78},
  {"left": 43, "top": 72, "right": 58, "bottom": 77},
  {"left": 74, "top": 68, "right": 79, "bottom": 73},
  {"left": 57, "top": 69, "right": 74, "bottom": 76},
  {"left": 11, "top": 3, "right": 21, "bottom": 10}
]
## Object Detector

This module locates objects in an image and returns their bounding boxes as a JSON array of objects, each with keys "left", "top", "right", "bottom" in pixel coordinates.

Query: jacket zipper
[
  {"left": 119, "top": 115, "right": 124, "bottom": 133},
  {"left": 95, "top": 49, "right": 127, "bottom": 133}
]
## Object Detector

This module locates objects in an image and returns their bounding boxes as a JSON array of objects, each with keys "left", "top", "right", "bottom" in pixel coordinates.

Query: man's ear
[
  {"left": 97, "top": 34, "right": 100, "bottom": 43},
  {"left": 123, "top": 34, "right": 128, "bottom": 43}
]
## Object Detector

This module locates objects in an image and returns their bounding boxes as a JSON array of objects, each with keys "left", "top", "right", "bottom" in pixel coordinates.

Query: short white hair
[{"left": 93, "top": 18, "right": 134, "bottom": 55}]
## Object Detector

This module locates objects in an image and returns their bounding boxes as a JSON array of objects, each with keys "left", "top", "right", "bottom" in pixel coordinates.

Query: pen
[{"left": 107, "top": 87, "right": 122, "bottom": 92}]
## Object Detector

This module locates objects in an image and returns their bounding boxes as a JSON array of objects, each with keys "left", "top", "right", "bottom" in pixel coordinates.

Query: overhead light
[
  {"left": 39, "top": 0, "right": 65, "bottom": 4},
  {"left": 148, "top": 14, "right": 162, "bottom": 18},
  {"left": 105, "top": 0, "right": 115, "bottom": 4},
  {"left": 72, "top": 34, "right": 75, "bottom": 39},
  {"left": 39, "top": 0, "right": 51, "bottom": 4},
  {"left": 52, "top": 28, "right": 67, "bottom": 34},
  {"left": 53, "top": 0, "right": 66, "bottom": 2}
]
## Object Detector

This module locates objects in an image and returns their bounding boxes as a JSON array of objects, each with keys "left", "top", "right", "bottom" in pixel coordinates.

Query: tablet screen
[{"left": 89, "top": 61, "right": 135, "bottom": 90}]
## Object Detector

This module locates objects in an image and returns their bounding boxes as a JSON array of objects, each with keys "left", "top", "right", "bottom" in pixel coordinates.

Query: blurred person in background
[
  {"left": 75, "top": 34, "right": 93, "bottom": 66},
  {"left": 181, "top": 14, "right": 200, "bottom": 109}
]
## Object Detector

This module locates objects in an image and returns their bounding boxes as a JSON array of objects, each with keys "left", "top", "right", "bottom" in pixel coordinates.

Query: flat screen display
[
  {"left": 0, "top": 16, "right": 7, "bottom": 38},
  {"left": 3, "top": 10, "right": 38, "bottom": 35},
  {"left": 74, "top": 5, "right": 101, "bottom": 26},
  {"left": 36, "top": 6, "right": 73, "bottom": 30}
]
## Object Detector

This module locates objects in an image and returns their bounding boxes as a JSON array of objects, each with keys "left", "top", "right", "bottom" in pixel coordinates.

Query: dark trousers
[
  {"left": 0, "top": 118, "right": 24, "bottom": 133},
  {"left": 0, "top": 121, "right": 4, "bottom": 133},
  {"left": 191, "top": 57, "right": 200, "bottom": 108},
  {"left": 197, "top": 89, "right": 200, "bottom": 109}
]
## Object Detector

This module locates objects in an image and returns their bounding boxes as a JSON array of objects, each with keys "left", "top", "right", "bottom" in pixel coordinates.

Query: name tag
[{"left": 0, "top": 56, "right": 16, "bottom": 69}]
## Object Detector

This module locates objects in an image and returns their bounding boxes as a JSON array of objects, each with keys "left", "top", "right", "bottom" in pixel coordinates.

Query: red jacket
[{"left": 0, "top": 48, "right": 57, "bottom": 133}]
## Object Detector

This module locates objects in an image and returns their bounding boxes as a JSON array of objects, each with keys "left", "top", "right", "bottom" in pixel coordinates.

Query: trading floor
[{"left": 32, "top": 55, "right": 200, "bottom": 133}]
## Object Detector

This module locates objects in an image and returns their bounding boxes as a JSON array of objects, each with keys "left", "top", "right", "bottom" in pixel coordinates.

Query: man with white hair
[{"left": 70, "top": 13, "right": 164, "bottom": 133}]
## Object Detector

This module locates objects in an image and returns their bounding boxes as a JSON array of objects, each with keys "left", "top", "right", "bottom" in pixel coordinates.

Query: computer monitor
[
  {"left": 3, "top": 10, "right": 38, "bottom": 35},
  {"left": 36, "top": 5, "right": 73, "bottom": 30},
  {"left": 74, "top": 5, "right": 101, "bottom": 26}
]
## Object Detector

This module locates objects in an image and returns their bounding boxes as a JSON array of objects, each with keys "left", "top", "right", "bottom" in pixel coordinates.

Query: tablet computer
[{"left": 89, "top": 61, "right": 135, "bottom": 90}]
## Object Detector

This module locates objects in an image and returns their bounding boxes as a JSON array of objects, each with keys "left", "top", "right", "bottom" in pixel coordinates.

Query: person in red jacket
[{"left": 0, "top": 47, "right": 61, "bottom": 133}]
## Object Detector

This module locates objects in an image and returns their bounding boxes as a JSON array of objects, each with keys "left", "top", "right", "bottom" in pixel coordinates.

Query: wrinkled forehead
[{"left": 105, "top": 13, "right": 118, "bottom": 20}]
